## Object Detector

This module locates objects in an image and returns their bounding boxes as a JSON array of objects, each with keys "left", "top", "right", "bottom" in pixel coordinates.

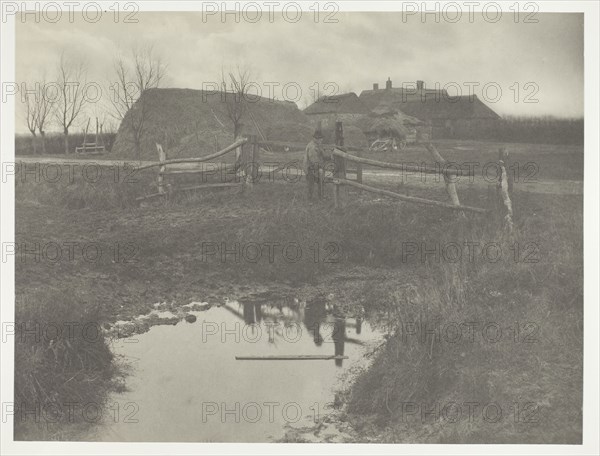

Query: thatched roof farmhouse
[
  {"left": 303, "top": 92, "right": 368, "bottom": 129},
  {"left": 112, "top": 88, "right": 313, "bottom": 159},
  {"left": 301, "top": 92, "right": 372, "bottom": 147},
  {"left": 357, "top": 103, "right": 428, "bottom": 143},
  {"left": 360, "top": 78, "right": 500, "bottom": 138},
  {"left": 303, "top": 78, "right": 500, "bottom": 139},
  {"left": 113, "top": 78, "right": 501, "bottom": 159}
]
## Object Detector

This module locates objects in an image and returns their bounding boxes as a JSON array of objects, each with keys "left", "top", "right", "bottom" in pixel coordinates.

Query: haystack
[
  {"left": 357, "top": 102, "right": 425, "bottom": 140},
  {"left": 111, "top": 88, "right": 313, "bottom": 159}
]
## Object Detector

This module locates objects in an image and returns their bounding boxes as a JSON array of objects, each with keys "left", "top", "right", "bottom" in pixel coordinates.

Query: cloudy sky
[{"left": 15, "top": 11, "right": 583, "bottom": 133}]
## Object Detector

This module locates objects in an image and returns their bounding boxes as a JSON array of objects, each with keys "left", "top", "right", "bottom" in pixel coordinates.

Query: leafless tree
[
  {"left": 55, "top": 53, "right": 88, "bottom": 154},
  {"left": 36, "top": 74, "right": 55, "bottom": 154},
  {"left": 220, "top": 65, "right": 255, "bottom": 140},
  {"left": 21, "top": 75, "right": 55, "bottom": 155},
  {"left": 109, "top": 45, "right": 166, "bottom": 157},
  {"left": 22, "top": 87, "right": 38, "bottom": 154}
]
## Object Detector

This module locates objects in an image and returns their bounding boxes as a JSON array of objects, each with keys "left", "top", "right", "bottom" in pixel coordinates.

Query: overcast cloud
[{"left": 15, "top": 11, "right": 583, "bottom": 133}]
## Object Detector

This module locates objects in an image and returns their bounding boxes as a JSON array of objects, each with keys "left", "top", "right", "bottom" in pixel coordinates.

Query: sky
[{"left": 15, "top": 11, "right": 584, "bottom": 133}]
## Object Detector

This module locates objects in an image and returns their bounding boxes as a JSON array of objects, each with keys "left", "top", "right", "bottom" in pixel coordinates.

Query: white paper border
[{"left": 1, "top": 1, "right": 598, "bottom": 455}]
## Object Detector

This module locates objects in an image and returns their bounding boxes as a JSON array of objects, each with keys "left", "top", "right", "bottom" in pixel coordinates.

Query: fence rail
[
  {"left": 257, "top": 139, "right": 363, "bottom": 152},
  {"left": 332, "top": 147, "right": 475, "bottom": 177},
  {"left": 136, "top": 138, "right": 248, "bottom": 172},
  {"left": 136, "top": 122, "right": 514, "bottom": 234},
  {"left": 330, "top": 121, "right": 513, "bottom": 232},
  {"left": 136, "top": 137, "right": 254, "bottom": 201},
  {"left": 332, "top": 177, "right": 488, "bottom": 213}
]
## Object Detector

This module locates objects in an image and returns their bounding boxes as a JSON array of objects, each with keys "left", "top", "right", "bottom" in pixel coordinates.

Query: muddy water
[{"left": 94, "top": 300, "right": 380, "bottom": 442}]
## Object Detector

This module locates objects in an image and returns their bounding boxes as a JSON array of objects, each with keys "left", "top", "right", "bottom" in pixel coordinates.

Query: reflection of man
[
  {"left": 303, "top": 131, "right": 325, "bottom": 200},
  {"left": 303, "top": 298, "right": 326, "bottom": 346},
  {"left": 333, "top": 318, "right": 346, "bottom": 367}
]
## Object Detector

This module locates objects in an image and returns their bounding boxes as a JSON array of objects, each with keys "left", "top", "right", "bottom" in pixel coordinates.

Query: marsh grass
[
  {"left": 345, "top": 194, "right": 583, "bottom": 443},
  {"left": 14, "top": 291, "right": 124, "bottom": 440},
  {"left": 14, "top": 163, "right": 583, "bottom": 443}
]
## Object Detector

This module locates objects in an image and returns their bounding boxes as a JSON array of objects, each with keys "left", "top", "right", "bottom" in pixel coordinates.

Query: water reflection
[
  {"left": 97, "top": 296, "right": 379, "bottom": 442},
  {"left": 303, "top": 299, "right": 326, "bottom": 346},
  {"left": 233, "top": 298, "right": 364, "bottom": 367},
  {"left": 333, "top": 318, "right": 345, "bottom": 367}
]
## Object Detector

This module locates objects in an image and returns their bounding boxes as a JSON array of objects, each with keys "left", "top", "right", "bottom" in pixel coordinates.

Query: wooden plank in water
[
  {"left": 135, "top": 192, "right": 166, "bottom": 201},
  {"left": 178, "top": 183, "right": 242, "bottom": 191},
  {"left": 160, "top": 168, "right": 235, "bottom": 176},
  {"left": 235, "top": 355, "right": 348, "bottom": 360}
]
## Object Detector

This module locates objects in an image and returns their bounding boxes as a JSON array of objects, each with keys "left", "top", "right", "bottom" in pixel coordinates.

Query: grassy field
[
  {"left": 259, "top": 139, "right": 583, "bottom": 182},
  {"left": 16, "top": 132, "right": 117, "bottom": 156},
  {"left": 14, "top": 140, "right": 583, "bottom": 442},
  {"left": 16, "top": 132, "right": 583, "bottom": 183}
]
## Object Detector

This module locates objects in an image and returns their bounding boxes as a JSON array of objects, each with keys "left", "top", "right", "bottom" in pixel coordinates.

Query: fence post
[
  {"left": 499, "top": 147, "right": 513, "bottom": 195},
  {"left": 355, "top": 146, "right": 363, "bottom": 184},
  {"left": 333, "top": 121, "right": 346, "bottom": 208},
  {"left": 333, "top": 154, "right": 341, "bottom": 208},
  {"left": 487, "top": 183, "right": 497, "bottom": 214},
  {"left": 425, "top": 143, "right": 461, "bottom": 207},
  {"left": 247, "top": 134, "right": 259, "bottom": 187},
  {"left": 156, "top": 143, "right": 167, "bottom": 195},
  {"left": 82, "top": 118, "right": 90, "bottom": 154},
  {"left": 498, "top": 147, "right": 514, "bottom": 234}
]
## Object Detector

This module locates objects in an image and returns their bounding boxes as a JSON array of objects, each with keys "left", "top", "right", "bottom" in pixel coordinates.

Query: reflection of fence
[
  {"left": 331, "top": 122, "right": 514, "bottom": 231},
  {"left": 136, "top": 136, "right": 257, "bottom": 201}
]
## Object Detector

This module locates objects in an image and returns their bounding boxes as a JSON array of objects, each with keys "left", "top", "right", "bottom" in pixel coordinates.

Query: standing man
[{"left": 304, "top": 130, "right": 325, "bottom": 200}]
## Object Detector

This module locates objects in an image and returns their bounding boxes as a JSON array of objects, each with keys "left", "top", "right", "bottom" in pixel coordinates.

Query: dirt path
[
  {"left": 16, "top": 156, "right": 155, "bottom": 167},
  {"left": 16, "top": 156, "right": 583, "bottom": 195},
  {"left": 362, "top": 169, "right": 583, "bottom": 195}
]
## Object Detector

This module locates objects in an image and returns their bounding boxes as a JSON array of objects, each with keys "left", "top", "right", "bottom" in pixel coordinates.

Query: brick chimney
[
  {"left": 417, "top": 80, "right": 424, "bottom": 90},
  {"left": 373, "top": 83, "right": 379, "bottom": 90},
  {"left": 386, "top": 77, "right": 392, "bottom": 90}
]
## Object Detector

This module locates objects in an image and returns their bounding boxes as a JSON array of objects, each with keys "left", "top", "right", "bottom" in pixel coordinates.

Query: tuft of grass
[
  {"left": 345, "top": 193, "right": 583, "bottom": 443},
  {"left": 14, "top": 158, "right": 583, "bottom": 443},
  {"left": 14, "top": 290, "right": 122, "bottom": 440}
]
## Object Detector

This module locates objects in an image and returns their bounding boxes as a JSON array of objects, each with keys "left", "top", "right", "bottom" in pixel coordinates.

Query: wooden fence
[
  {"left": 137, "top": 121, "right": 514, "bottom": 233},
  {"left": 330, "top": 122, "right": 514, "bottom": 232},
  {"left": 75, "top": 118, "right": 105, "bottom": 155},
  {"left": 136, "top": 136, "right": 259, "bottom": 201}
]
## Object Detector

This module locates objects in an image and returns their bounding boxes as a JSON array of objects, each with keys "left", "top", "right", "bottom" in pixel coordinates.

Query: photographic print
[{"left": 1, "top": 1, "right": 598, "bottom": 453}]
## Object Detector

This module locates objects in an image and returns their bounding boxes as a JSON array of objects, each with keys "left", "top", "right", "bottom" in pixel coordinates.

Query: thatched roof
[
  {"left": 390, "top": 95, "right": 500, "bottom": 121},
  {"left": 303, "top": 92, "right": 368, "bottom": 115},
  {"left": 112, "top": 88, "right": 312, "bottom": 159},
  {"left": 359, "top": 88, "right": 499, "bottom": 121},
  {"left": 358, "top": 115, "right": 411, "bottom": 138},
  {"left": 357, "top": 103, "right": 425, "bottom": 138},
  {"left": 359, "top": 87, "right": 446, "bottom": 111},
  {"left": 369, "top": 101, "right": 425, "bottom": 125}
]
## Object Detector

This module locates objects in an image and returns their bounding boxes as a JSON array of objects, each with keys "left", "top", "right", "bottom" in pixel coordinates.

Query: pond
[{"left": 93, "top": 298, "right": 382, "bottom": 442}]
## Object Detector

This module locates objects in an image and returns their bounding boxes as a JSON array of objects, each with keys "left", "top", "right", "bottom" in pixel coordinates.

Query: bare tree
[
  {"left": 36, "top": 74, "right": 54, "bottom": 154},
  {"left": 220, "top": 65, "right": 254, "bottom": 140},
  {"left": 109, "top": 45, "right": 166, "bottom": 157},
  {"left": 55, "top": 53, "right": 88, "bottom": 154},
  {"left": 22, "top": 87, "right": 38, "bottom": 154}
]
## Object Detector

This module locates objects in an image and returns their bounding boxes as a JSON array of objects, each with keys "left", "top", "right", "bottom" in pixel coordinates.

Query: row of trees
[
  {"left": 23, "top": 44, "right": 301, "bottom": 158},
  {"left": 21, "top": 45, "right": 165, "bottom": 156}
]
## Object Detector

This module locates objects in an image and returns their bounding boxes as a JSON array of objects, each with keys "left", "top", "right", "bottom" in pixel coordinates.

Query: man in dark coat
[{"left": 303, "top": 130, "right": 325, "bottom": 200}]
